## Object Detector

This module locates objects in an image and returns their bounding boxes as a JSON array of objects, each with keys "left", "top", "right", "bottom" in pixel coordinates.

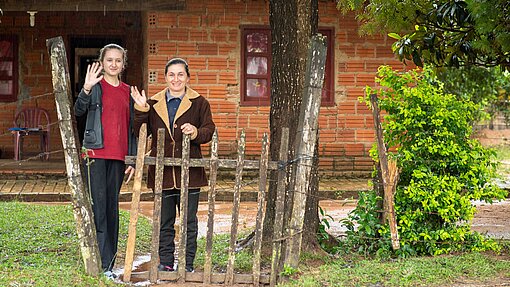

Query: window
[
  {"left": 241, "top": 27, "right": 271, "bottom": 106},
  {"left": 0, "top": 35, "right": 18, "bottom": 102},
  {"left": 240, "top": 26, "right": 334, "bottom": 106}
]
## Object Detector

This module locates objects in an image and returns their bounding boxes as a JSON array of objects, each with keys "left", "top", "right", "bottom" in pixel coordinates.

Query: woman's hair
[
  {"left": 165, "top": 58, "right": 190, "bottom": 77},
  {"left": 99, "top": 43, "right": 127, "bottom": 68}
]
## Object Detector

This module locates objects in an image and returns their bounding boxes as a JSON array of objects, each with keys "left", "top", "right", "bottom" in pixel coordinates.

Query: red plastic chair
[{"left": 11, "top": 107, "right": 50, "bottom": 160}]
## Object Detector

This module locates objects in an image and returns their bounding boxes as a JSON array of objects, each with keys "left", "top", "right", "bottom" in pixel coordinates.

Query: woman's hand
[
  {"left": 83, "top": 62, "right": 103, "bottom": 94},
  {"left": 181, "top": 123, "right": 197, "bottom": 136},
  {"left": 130, "top": 86, "right": 147, "bottom": 107}
]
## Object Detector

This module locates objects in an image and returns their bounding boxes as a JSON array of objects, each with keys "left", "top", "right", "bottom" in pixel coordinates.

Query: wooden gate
[{"left": 122, "top": 124, "right": 289, "bottom": 286}]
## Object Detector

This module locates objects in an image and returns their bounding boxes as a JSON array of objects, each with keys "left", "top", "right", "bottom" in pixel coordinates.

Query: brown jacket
[{"left": 133, "top": 87, "right": 215, "bottom": 190}]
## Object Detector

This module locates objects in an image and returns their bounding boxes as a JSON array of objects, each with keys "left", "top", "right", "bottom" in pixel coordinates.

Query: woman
[
  {"left": 74, "top": 44, "right": 136, "bottom": 279},
  {"left": 131, "top": 58, "right": 215, "bottom": 272}
]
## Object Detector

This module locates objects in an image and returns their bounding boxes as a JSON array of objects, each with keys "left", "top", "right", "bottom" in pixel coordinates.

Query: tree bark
[{"left": 264, "top": 0, "right": 320, "bottom": 249}]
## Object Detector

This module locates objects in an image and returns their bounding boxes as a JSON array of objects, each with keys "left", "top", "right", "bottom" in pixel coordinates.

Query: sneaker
[
  {"left": 104, "top": 270, "right": 118, "bottom": 280},
  {"left": 158, "top": 264, "right": 175, "bottom": 272},
  {"left": 185, "top": 266, "right": 194, "bottom": 273}
]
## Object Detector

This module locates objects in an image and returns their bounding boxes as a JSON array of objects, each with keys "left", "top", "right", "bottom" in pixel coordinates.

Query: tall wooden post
[
  {"left": 46, "top": 36, "right": 101, "bottom": 276},
  {"left": 285, "top": 34, "right": 327, "bottom": 268},
  {"left": 370, "top": 94, "right": 400, "bottom": 250}
]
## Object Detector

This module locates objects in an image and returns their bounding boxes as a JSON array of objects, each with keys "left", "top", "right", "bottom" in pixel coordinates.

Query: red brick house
[{"left": 0, "top": 0, "right": 410, "bottom": 177}]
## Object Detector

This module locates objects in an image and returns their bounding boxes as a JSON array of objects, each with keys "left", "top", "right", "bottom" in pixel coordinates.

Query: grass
[
  {"left": 1, "top": 202, "right": 509, "bottom": 286},
  {"left": 282, "top": 251, "right": 510, "bottom": 287},
  {"left": 0, "top": 201, "right": 151, "bottom": 287}
]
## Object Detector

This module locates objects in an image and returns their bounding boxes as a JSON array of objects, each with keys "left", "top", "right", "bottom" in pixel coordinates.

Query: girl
[{"left": 74, "top": 44, "right": 136, "bottom": 279}]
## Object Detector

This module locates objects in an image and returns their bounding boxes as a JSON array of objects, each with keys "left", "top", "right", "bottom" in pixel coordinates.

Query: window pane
[
  {"left": 0, "top": 40, "right": 13, "bottom": 58},
  {"left": 0, "top": 61, "right": 13, "bottom": 77},
  {"left": 0, "top": 80, "right": 13, "bottom": 94},
  {"left": 247, "top": 33, "right": 268, "bottom": 53},
  {"left": 246, "top": 79, "right": 268, "bottom": 98},
  {"left": 247, "top": 57, "right": 267, "bottom": 75}
]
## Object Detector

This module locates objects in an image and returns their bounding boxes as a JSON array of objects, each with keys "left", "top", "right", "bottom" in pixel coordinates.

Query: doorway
[{"left": 70, "top": 37, "right": 123, "bottom": 144}]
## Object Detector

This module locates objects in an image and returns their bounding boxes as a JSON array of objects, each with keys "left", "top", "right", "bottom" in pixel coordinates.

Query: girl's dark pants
[
  {"left": 84, "top": 159, "right": 125, "bottom": 272},
  {"left": 159, "top": 188, "right": 200, "bottom": 269}
]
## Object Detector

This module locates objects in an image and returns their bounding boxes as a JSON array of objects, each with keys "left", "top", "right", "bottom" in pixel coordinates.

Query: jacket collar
[{"left": 150, "top": 87, "right": 200, "bottom": 134}]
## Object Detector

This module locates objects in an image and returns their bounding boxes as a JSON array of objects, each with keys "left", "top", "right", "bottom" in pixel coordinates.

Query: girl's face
[
  {"left": 165, "top": 63, "right": 189, "bottom": 96},
  {"left": 101, "top": 49, "right": 124, "bottom": 79}
]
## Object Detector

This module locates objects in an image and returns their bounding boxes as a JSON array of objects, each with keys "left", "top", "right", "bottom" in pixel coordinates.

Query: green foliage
[
  {"left": 337, "top": 0, "right": 510, "bottom": 69},
  {"left": 281, "top": 264, "right": 299, "bottom": 277},
  {"left": 342, "top": 66, "right": 507, "bottom": 256}
]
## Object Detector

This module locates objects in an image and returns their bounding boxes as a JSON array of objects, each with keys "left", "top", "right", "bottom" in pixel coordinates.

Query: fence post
[
  {"left": 149, "top": 128, "right": 166, "bottom": 282},
  {"left": 177, "top": 134, "right": 191, "bottom": 282},
  {"left": 285, "top": 34, "right": 327, "bottom": 268},
  {"left": 225, "top": 130, "right": 246, "bottom": 285},
  {"left": 123, "top": 124, "right": 148, "bottom": 282},
  {"left": 252, "top": 133, "right": 269, "bottom": 286},
  {"left": 204, "top": 130, "right": 219, "bottom": 283},
  {"left": 370, "top": 94, "right": 400, "bottom": 250},
  {"left": 270, "top": 128, "right": 289, "bottom": 286},
  {"left": 46, "top": 36, "right": 101, "bottom": 276}
]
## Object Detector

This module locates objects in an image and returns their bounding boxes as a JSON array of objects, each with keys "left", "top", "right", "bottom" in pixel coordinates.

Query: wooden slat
[
  {"left": 123, "top": 124, "right": 148, "bottom": 282},
  {"left": 125, "top": 156, "right": 279, "bottom": 170},
  {"left": 252, "top": 133, "right": 269, "bottom": 286},
  {"left": 204, "top": 130, "right": 219, "bottom": 284},
  {"left": 177, "top": 134, "right": 191, "bottom": 282},
  {"left": 130, "top": 271, "right": 271, "bottom": 284},
  {"left": 270, "top": 128, "right": 290, "bottom": 287},
  {"left": 149, "top": 128, "right": 166, "bottom": 283},
  {"left": 225, "top": 130, "right": 246, "bottom": 285},
  {"left": 1, "top": 180, "right": 16, "bottom": 193}
]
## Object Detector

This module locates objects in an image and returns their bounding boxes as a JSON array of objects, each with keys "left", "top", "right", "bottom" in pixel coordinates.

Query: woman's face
[
  {"left": 165, "top": 63, "right": 189, "bottom": 96},
  {"left": 101, "top": 48, "right": 124, "bottom": 79}
]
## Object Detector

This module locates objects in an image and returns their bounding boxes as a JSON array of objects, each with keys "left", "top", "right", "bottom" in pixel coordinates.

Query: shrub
[{"left": 341, "top": 65, "right": 507, "bottom": 257}]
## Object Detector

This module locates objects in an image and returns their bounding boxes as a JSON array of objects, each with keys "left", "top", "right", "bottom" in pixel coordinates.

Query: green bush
[{"left": 341, "top": 65, "right": 507, "bottom": 257}]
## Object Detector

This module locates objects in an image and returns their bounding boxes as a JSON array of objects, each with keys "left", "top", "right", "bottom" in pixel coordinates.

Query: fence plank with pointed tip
[
  {"left": 177, "top": 134, "right": 191, "bottom": 282},
  {"left": 252, "top": 133, "right": 269, "bottom": 286},
  {"left": 270, "top": 127, "right": 290, "bottom": 286},
  {"left": 123, "top": 123, "right": 148, "bottom": 282},
  {"left": 225, "top": 130, "right": 246, "bottom": 285},
  {"left": 149, "top": 128, "right": 166, "bottom": 282},
  {"left": 204, "top": 130, "right": 219, "bottom": 284}
]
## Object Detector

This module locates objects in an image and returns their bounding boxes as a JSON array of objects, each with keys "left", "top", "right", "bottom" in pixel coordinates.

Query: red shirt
[{"left": 88, "top": 79, "right": 130, "bottom": 161}]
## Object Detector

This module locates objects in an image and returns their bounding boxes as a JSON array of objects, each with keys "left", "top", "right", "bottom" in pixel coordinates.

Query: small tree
[{"left": 342, "top": 66, "right": 508, "bottom": 256}]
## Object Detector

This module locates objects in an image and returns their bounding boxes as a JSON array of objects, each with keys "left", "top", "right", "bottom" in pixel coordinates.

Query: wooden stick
[
  {"left": 123, "top": 124, "right": 148, "bottom": 281},
  {"left": 253, "top": 133, "right": 269, "bottom": 286},
  {"left": 370, "top": 94, "right": 400, "bottom": 250},
  {"left": 149, "top": 128, "right": 166, "bottom": 282},
  {"left": 225, "top": 130, "right": 246, "bottom": 285},
  {"left": 270, "top": 128, "right": 289, "bottom": 287},
  {"left": 204, "top": 130, "right": 219, "bottom": 284},
  {"left": 177, "top": 134, "right": 191, "bottom": 282}
]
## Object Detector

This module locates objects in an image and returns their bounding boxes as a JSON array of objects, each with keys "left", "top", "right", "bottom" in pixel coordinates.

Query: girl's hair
[
  {"left": 165, "top": 58, "right": 190, "bottom": 77},
  {"left": 99, "top": 43, "right": 127, "bottom": 68}
]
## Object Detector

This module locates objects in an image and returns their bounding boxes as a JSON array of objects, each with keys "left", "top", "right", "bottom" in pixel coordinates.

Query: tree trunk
[{"left": 264, "top": 0, "right": 320, "bottom": 249}]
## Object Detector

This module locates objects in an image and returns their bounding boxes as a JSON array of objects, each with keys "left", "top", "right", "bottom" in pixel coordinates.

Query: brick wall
[
  {"left": 0, "top": 1, "right": 412, "bottom": 177},
  {"left": 146, "top": 0, "right": 409, "bottom": 177},
  {"left": 0, "top": 11, "right": 143, "bottom": 159}
]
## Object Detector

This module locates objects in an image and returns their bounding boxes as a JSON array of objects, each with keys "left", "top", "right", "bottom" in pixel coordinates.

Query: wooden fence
[{"left": 122, "top": 124, "right": 290, "bottom": 286}]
